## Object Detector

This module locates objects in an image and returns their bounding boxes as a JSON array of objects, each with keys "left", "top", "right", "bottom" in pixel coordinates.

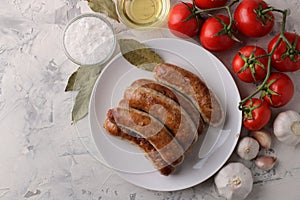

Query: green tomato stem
[
  {"left": 226, "top": 6, "right": 233, "bottom": 29},
  {"left": 255, "top": 54, "right": 270, "bottom": 59},
  {"left": 272, "top": 9, "right": 294, "bottom": 49}
]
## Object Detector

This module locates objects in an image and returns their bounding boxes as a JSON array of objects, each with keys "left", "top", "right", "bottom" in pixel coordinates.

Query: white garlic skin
[
  {"left": 214, "top": 162, "right": 253, "bottom": 200},
  {"left": 273, "top": 110, "right": 300, "bottom": 146},
  {"left": 237, "top": 137, "right": 260, "bottom": 160},
  {"left": 252, "top": 130, "right": 272, "bottom": 150},
  {"left": 255, "top": 156, "right": 276, "bottom": 171}
]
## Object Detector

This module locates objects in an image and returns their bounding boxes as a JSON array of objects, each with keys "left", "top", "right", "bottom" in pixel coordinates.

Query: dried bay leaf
[
  {"left": 87, "top": 0, "right": 119, "bottom": 22},
  {"left": 119, "top": 39, "right": 164, "bottom": 71},
  {"left": 65, "top": 65, "right": 102, "bottom": 92},
  {"left": 65, "top": 70, "right": 79, "bottom": 92},
  {"left": 71, "top": 82, "right": 95, "bottom": 123},
  {"left": 65, "top": 65, "right": 102, "bottom": 123}
]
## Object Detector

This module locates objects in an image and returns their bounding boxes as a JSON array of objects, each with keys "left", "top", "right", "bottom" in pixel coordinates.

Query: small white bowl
[
  {"left": 63, "top": 13, "right": 116, "bottom": 66},
  {"left": 116, "top": 0, "right": 170, "bottom": 30}
]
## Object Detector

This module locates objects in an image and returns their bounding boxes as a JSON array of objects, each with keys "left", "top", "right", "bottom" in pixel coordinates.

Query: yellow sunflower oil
[{"left": 117, "top": 0, "right": 170, "bottom": 28}]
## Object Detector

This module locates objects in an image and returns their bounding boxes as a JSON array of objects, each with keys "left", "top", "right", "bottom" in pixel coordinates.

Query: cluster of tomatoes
[{"left": 168, "top": 0, "right": 300, "bottom": 131}]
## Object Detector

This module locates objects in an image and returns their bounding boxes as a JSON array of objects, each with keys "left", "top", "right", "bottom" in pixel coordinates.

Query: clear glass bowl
[
  {"left": 63, "top": 13, "right": 116, "bottom": 66},
  {"left": 116, "top": 0, "right": 170, "bottom": 29}
]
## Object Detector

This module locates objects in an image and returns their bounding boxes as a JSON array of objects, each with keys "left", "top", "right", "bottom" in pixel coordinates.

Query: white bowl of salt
[{"left": 63, "top": 13, "right": 116, "bottom": 66}]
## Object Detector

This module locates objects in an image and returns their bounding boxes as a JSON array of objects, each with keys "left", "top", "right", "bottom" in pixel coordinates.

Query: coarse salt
[{"left": 64, "top": 15, "right": 115, "bottom": 65}]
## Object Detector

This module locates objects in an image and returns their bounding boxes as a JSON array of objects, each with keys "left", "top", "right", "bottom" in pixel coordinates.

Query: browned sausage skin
[
  {"left": 102, "top": 63, "right": 224, "bottom": 176},
  {"left": 131, "top": 79, "right": 205, "bottom": 134},
  {"left": 103, "top": 115, "right": 175, "bottom": 176},
  {"left": 123, "top": 86, "right": 198, "bottom": 151},
  {"left": 153, "top": 63, "right": 224, "bottom": 127},
  {"left": 107, "top": 107, "right": 184, "bottom": 166}
]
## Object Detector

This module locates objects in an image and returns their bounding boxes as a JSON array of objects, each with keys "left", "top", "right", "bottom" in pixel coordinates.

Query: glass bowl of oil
[{"left": 116, "top": 0, "right": 170, "bottom": 29}]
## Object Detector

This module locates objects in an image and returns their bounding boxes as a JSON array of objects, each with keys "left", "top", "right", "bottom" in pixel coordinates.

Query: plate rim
[{"left": 88, "top": 37, "right": 242, "bottom": 191}]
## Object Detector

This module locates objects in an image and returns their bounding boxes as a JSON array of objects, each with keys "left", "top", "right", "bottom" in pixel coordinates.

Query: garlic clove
[
  {"left": 237, "top": 137, "right": 260, "bottom": 160},
  {"left": 255, "top": 156, "right": 276, "bottom": 171},
  {"left": 251, "top": 130, "right": 272, "bottom": 150}
]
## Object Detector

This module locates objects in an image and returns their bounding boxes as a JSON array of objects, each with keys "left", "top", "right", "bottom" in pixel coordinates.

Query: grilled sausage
[
  {"left": 131, "top": 79, "right": 205, "bottom": 134},
  {"left": 123, "top": 86, "right": 198, "bottom": 150},
  {"left": 107, "top": 107, "right": 184, "bottom": 165},
  {"left": 103, "top": 116, "right": 175, "bottom": 176},
  {"left": 153, "top": 63, "right": 224, "bottom": 127}
]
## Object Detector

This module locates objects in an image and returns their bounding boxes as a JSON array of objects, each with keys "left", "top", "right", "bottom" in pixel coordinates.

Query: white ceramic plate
[{"left": 89, "top": 38, "right": 241, "bottom": 191}]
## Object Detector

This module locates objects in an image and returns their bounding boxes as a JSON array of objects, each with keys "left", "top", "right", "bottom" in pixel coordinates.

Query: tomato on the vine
[
  {"left": 242, "top": 98, "right": 271, "bottom": 131},
  {"left": 261, "top": 72, "right": 294, "bottom": 107},
  {"left": 194, "top": 0, "right": 227, "bottom": 9},
  {"left": 200, "top": 15, "right": 238, "bottom": 52},
  {"left": 232, "top": 46, "right": 268, "bottom": 83},
  {"left": 234, "top": 0, "right": 274, "bottom": 38},
  {"left": 168, "top": 3, "right": 201, "bottom": 38},
  {"left": 268, "top": 32, "right": 300, "bottom": 72}
]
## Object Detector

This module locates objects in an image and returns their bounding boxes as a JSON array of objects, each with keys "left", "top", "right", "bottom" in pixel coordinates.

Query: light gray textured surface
[{"left": 0, "top": 0, "right": 300, "bottom": 199}]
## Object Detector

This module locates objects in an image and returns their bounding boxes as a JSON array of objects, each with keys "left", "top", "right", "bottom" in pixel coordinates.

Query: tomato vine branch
[
  {"left": 182, "top": 0, "right": 295, "bottom": 111},
  {"left": 238, "top": 9, "right": 289, "bottom": 110}
]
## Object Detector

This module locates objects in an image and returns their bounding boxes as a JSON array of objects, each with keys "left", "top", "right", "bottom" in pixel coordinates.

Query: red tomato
[
  {"left": 200, "top": 15, "right": 237, "bottom": 51},
  {"left": 232, "top": 46, "right": 268, "bottom": 83},
  {"left": 168, "top": 3, "right": 201, "bottom": 38},
  {"left": 261, "top": 72, "right": 294, "bottom": 107},
  {"left": 243, "top": 98, "right": 271, "bottom": 131},
  {"left": 194, "top": 0, "right": 227, "bottom": 9},
  {"left": 234, "top": 0, "right": 274, "bottom": 38},
  {"left": 268, "top": 32, "right": 300, "bottom": 72}
]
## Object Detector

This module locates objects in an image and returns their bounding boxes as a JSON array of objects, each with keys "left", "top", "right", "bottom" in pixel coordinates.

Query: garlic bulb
[
  {"left": 255, "top": 156, "right": 276, "bottom": 171},
  {"left": 214, "top": 162, "right": 253, "bottom": 200},
  {"left": 237, "top": 137, "right": 259, "bottom": 160},
  {"left": 251, "top": 130, "right": 272, "bottom": 150},
  {"left": 273, "top": 110, "right": 300, "bottom": 146}
]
